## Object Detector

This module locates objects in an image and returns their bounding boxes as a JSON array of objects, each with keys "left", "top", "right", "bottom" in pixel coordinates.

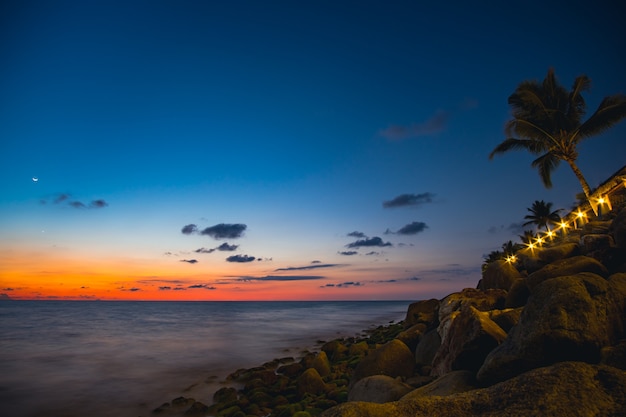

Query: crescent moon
[{"left": 32, "top": 177, "right": 39, "bottom": 182}]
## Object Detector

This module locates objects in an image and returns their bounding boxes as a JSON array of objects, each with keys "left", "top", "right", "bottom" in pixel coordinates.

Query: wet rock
[
  {"left": 349, "top": 339, "right": 414, "bottom": 388},
  {"left": 348, "top": 375, "right": 413, "bottom": 403},
  {"left": 184, "top": 401, "right": 209, "bottom": 416},
  {"left": 321, "top": 362, "right": 626, "bottom": 417},
  {"left": 431, "top": 305, "right": 507, "bottom": 377},
  {"left": 404, "top": 299, "right": 439, "bottom": 329},
  {"left": 321, "top": 340, "right": 348, "bottom": 362},
  {"left": 348, "top": 341, "right": 369, "bottom": 357},
  {"left": 213, "top": 387, "right": 238, "bottom": 404},
  {"left": 312, "top": 351, "right": 331, "bottom": 377},
  {"left": 477, "top": 273, "right": 626, "bottom": 385},
  {"left": 526, "top": 255, "right": 609, "bottom": 291},
  {"left": 277, "top": 362, "right": 304, "bottom": 378},
  {"left": 297, "top": 368, "right": 327, "bottom": 397},
  {"left": 479, "top": 259, "right": 521, "bottom": 291}
]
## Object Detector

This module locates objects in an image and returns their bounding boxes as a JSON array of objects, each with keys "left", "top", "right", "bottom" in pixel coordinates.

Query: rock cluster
[{"left": 151, "top": 202, "right": 626, "bottom": 417}]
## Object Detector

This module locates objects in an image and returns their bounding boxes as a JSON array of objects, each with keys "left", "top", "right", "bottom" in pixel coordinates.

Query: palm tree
[
  {"left": 489, "top": 68, "right": 626, "bottom": 198},
  {"left": 523, "top": 200, "right": 562, "bottom": 231}
]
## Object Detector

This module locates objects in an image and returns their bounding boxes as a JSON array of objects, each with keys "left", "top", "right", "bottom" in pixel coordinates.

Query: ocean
[{"left": 0, "top": 300, "right": 410, "bottom": 417}]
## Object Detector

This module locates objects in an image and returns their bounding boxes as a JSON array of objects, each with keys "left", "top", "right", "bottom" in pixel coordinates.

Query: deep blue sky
[{"left": 1, "top": 1, "right": 625, "bottom": 300}]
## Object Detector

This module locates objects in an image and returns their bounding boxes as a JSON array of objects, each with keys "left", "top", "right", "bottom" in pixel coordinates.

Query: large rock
[
  {"left": 297, "top": 368, "right": 327, "bottom": 397},
  {"left": 526, "top": 255, "right": 609, "bottom": 291},
  {"left": 438, "top": 288, "right": 506, "bottom": 328},
  {"left": 504, "top": 278, "right": 530, "bottom": 308},
  {"left": 414, "top": 329, "right": 441, "bottom": 367},
  {"left": 401, "top": 370, "right": 476, "bottom": 399},
  {"left": 349, "top": 339, "right": 414, "bottom": 388},
  {"left": 478, "top": 260, "right": 521, "bottom": 291},
  {"left": 517, "top": 242, "right": 580, "bottom": 273},
  {"left": 312, "top": 351, "right": 331, "bottom": 377},
  {"left": 321, "top": 362, "right": 626, "bottom": 417},
  {"left": 477, "top": 273, "right": 626, "bottom": 385},
  {"left": 609, "top": 207, "right": 626, "bottom": 247},
  {"left": 348, "top": 375, "right": 413, "bottom": 403},
  {"left": 431, "top": 305, "right": 507, "bottom": 377},
  {"left": 396, "top": 323, "right": 426, "bottom": 353},
  {"left": 404, "top": 299, "right": 439, "bottom": 329},
  {"left": 487, "top": 308, "right": 522, "bottom": 333}
]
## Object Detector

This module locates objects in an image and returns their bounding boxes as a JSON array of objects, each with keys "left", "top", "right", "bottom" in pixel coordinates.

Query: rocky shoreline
[{"left": 150, "top": 193, "right": 626, "bottom": 417}]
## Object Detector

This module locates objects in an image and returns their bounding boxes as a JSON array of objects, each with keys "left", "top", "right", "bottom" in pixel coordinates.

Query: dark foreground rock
[{"left": 321, "top": 362, "right": 626, "bottom": 417}]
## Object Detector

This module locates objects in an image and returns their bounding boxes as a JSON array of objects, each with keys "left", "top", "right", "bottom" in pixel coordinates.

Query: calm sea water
[{"left": 0, "top": 300, "right": 409, "bottom": 417}]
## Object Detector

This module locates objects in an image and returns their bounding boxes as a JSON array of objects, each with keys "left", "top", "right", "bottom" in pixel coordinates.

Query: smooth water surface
[{"left": 0, "top": 300, "right": 409, "bottom": 417}]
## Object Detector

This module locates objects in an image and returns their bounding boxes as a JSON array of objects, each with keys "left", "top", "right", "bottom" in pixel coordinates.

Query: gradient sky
[{"left": 1, "top": 0, "right": 625, "bottom": 301}]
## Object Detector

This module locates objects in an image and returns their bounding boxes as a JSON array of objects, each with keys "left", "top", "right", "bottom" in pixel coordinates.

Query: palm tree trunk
[{"left": 566, "top": 160, "right": 592, "bottom": 198}]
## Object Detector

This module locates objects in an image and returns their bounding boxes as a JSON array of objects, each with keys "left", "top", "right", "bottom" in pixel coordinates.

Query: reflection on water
[{"left": 0, "top": 300, "right": 409, "bottom": 417}]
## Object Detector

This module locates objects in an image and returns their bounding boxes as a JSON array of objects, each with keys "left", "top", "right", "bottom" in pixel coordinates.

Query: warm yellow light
[
  {"left": 546, "top": 230, "right": 554, "bottom": 238},
  {"left": 598, "top": 197, "right": 605, "bottom": 204},
  {"left": 577, "top": 211, "right": 585, "bottom": 218},
  {"left": 536, "top": 236, "right": 544, "bottom": 246},
  {"left": 560, "top": 221, "right": 569, "bottom": 230},
  {"left": 527, "top": 242, "right": 535, "bottom": 250}
]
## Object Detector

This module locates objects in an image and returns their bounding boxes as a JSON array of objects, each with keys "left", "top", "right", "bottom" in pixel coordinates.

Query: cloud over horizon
[
  {"left": 195, "top": 242, "right": 239, "bottom": 253},
  {"left": 386, "top": 221, "right": 429, "bottom": 235},
  {"left": 41, "top": 193, "right": 108, "bottom": 209},
  {"left": 182, "top": 223, "right": 247, "bottom": 239},
  {"left": 378, "top": 110, "right": 448, "bottom": 140},
  {"left": 275, "top": 263, "right": 340, "bottom": 271},
  {"left": 238, "top": 275, "right": 324, "bottom": 281},
  {"left": 383, "top": 192, "right": 435, "bottom": 209},
  {"left": 226, "top": 254, "right": 256, "bottom": 263},
  {"left": 346, "top": 236, "right": 392, "bottom": 248}
]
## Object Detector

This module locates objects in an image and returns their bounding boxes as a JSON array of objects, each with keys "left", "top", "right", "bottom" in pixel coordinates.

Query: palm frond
[
  {"left": 578, "top": 94, "right": 626, "bottom": 138},
  {"left": 489, "top": 138, "right": 536, "bottom": 159},
  {"left": 505, "top": 119, "right": 555, "bottom": 147},
  {"left": 531, "top": 152, "right": 561, "bottom": 188}
]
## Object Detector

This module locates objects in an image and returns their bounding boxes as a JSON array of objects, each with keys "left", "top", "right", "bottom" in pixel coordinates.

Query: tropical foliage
[
  {"left": 489, "top": 68, "right": 626, "bottom": 198},
  {"left": 523, "top": 200, "right": 561, "bottom": 231}
]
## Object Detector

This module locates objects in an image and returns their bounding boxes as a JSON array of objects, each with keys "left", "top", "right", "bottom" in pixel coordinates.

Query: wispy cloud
[
  {"left": 195, "top": 242, "right": 239, "bottom": 254},
  {"left": 226, "top": 254, "right": 256, "bottom": 263},
  {"left": 379, "top": 110, "right": 448, "bottom": 140},
  {"left": 180, "top": 259, "right": 198, "bottom": 264},
  {"left": 346, "top": 236, "right": 392, "bottom": 248},
  {"left": 188, "top": 284, "right": 217, "bottom": 290},
  {"left": 386, "top": 221, "right": 428, "bottom": 235},
  {"left": 238, "top": 275, "right": 324, "bottom": 281},
  {"left": 338, "top": 251, "right": 358, "bottom": 256},
  {"left": 347, "top": 231, "right": 367, "bottom": 238},
  {"left": 275, "top": 263, "right": 340, "bottom": 271},
  {"left": 41, "top": 193, "right": 108, "bottom": 209},
  {"left": 383, "top": 192, "right": 435, "bottom": 208}
]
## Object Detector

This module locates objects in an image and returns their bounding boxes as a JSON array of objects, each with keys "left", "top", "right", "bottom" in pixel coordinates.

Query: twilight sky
[{"left": 1, "top": 0, "right": 625, "bottom": 301}]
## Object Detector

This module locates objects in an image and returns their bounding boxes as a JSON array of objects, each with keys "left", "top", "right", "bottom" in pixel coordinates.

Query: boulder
[
  {"left": 504, "top": 278, "right": 530, "bottom": 308},
  {"left": 487, "top": 308, "right": 522, "bottom": 333},
  {"left": 478, "top": 260, "right": 521, "bottom": 291},
  {"left": 609, "top": 207, "right": 626, "bottom": 247},
  {"left": 396, "top": 323, "right": 426, "bottom": 353},
  {"left": 297, "top": 368, "right": 327, "bottom": 397},
  {"left": 312, "top": 351, "right": 331, "bottom": 377},
  {"left": 401, "top": 370, "right": 476, "bottom": 399},
  {"left": 431, "top": 305, "right": 507, "bottom": 377},
  {"left": 581, "top": 233, "right": 614, "bottom": 253},
  {"left": 321, "top": 340, "right": 348, "bottom": 362},
  {"left": 348, "top": 375, "right": 413, "bottom": 403},
  {"left": 526, "top": 255, "right": 609, "bottom": 291},
  {"left": 349, "top": 339, "right": 414, "bottom": 388},
  {"left": 517, "top": 242, "right": 580, "bottom": 273},
  {"left": 321, "top": 362, "right": 626, "bottom": 417},
  {"left": 404, "top": 299, "right": 439, "bottom": 329},
  {"left": 477, "top": 273, "right": 625, "bottom": 385},
  {"left": 601, "top": 340, "right": 626, "bottom": 370},
  {"left": 414, "top": 329, "right": 441, "bottom": 367}
]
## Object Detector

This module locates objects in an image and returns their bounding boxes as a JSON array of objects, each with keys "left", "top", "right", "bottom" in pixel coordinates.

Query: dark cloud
[
  {"left": 195, "top": 247, "right": 214, "bottom": 253},
  {"left": 378, "top": 110, "right": 448, "bottom": 140},
  {"left": 388, "top": 221, "right": 429, "bottom": 235},
  {"left": 124, "top": 287, "right": 140, "bottom": 292},
  {"left": 69, "top": 201, "right": 86, "bottom": 208},
  {"left": 226, "top": 254, "right": 256, "bottom": 263},
  {"left": 0, "top": 293, "right": 11, "bottom": 300},
  {"left": 54, "top": 193, "right": 70, "bottom": 204},
  {"left": 311, "top": 260, "right": 322, "bottom": 264},
  {"left": 337, "top": 281, "right": 363, "bottom": 287},
  {"left": 365, "top": 251, "right": 380, "bottom": 256},
  {"left": 346, "top": 236, "right": 392, "bottom": 248},
  {"left": 383, "top": 192, "right": 435, "bottom": 208},
  {"left": 320, "top": 283, "right": 335, "bottom": 288},
  {"left": 201, "top": 223, "right": 247, "bottom": 239},
  {"left": 347, "top": 231, "right": 367, "bottom": 238},
  {"left": 159, "top": 286, "right": 172, "bottom": 290},
  {"left": 238, "top": 275, "right": 324, "bottom": 281},
  {"left": 89, "top": 199, "right": 108, "bottom": 208},
  {"left": 181, "top": 224, "right": 198, "bottom": 235},
  {"left": 338, "top": 251, "right": 358, "bottom": 256},
  {"left": 275, "top": 264, "right": 339, "bottom": 271},
  {"left": 173, "top": 287, "right": 187, "bottom": 291},
  {"left": 180, "top": 259, "right": 198, "bottom": 264},
  {"left": 188, "top": 284, "right": 217, "bottom": 290}
]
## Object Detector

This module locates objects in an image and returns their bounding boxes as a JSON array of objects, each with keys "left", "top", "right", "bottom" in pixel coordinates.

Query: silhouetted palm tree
[
  {"left": 523, "top": 200, "right": 562, "bottom": 231},
  {"left": 519, "top": 230, "right": 537, "bottom": 245},
  {"left": 489, "top": 68, "right": 626, "bottom": 198}
]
